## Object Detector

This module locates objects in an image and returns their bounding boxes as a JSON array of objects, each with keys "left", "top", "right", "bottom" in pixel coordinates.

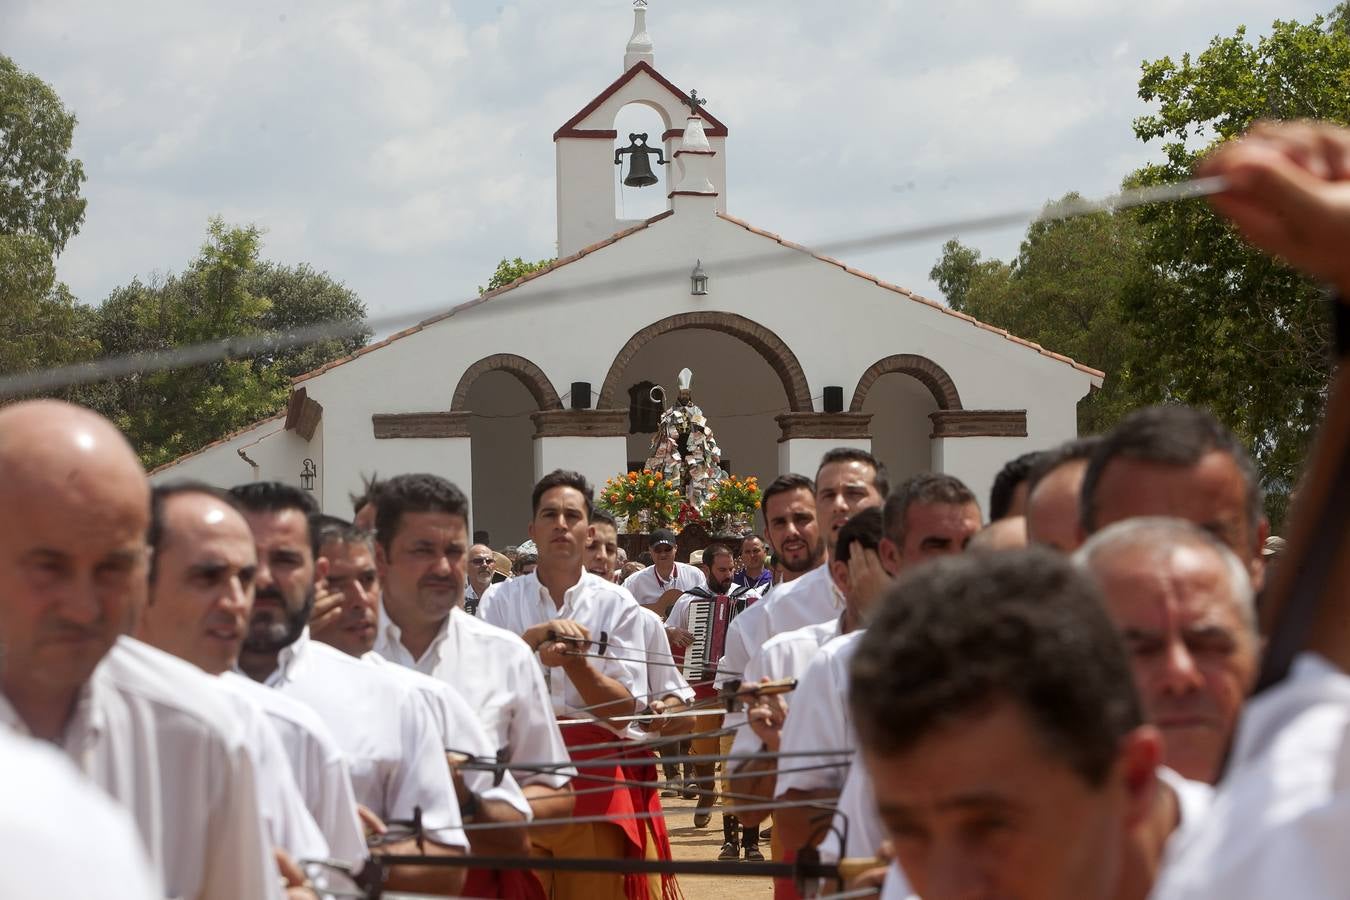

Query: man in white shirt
[
  {"left": 851, "top": 549, "right": 1164, "bottom": 900},
  {"left": 0, "top": 726, "right": 161, "bottom": 900},
  {"left": 622, "top": 527, "right": 705, "bottom": 610},
  {"left": 137, "top": 482, "right": 338, "bottom": 867},
  {"left": 311, "top": 516, "right": 535, "bottom": 866},
  {"left": 479, "top": 469, "right": 672, "bottom": 900},
  {"left": 363, "top": 474, "right": 576, "bottom": 833},
  {"left": 229, "top": 481, "right": 469, "bottom": 897},
  {"left": 585, "top": 510, "right": 624, "bottom": 584},
  {"left": 0, "top": 400, "right": 283, "bottom": 900},
  {"left": 465, "top": 542, "right": 497, "bottom": 615},
  {"left": 1075, "top": 517, "right": 1259, "bottom": 785}
]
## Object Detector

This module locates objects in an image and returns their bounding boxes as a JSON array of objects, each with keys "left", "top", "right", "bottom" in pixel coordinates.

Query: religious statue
[{"left": 645, "top": 368, "right": 725, "bottom": 509}]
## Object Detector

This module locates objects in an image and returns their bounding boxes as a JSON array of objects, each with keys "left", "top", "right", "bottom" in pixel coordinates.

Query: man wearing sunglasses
[{"left": 465, "top": 544, "right": 497, "bottom": 616}]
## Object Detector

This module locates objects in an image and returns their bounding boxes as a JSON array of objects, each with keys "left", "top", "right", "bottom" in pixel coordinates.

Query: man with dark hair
[
  {"left": 514, "top": 552, "right": 539, "bottom": 576},
  {"left": 230, "top": 481, "right": 470, "bottom": 896},
  {"left": 733, "top": 508, "right": 886, "bottom": 866},
  {"left": 622, "top": 526, "right": 706, "bottom": 609},
  {"left": 585, "top": 510, "right": 623, "bottom": 583},
  {"left": 1026, "top": 436, "right": 1101, "bottom": 552},
  {"left": 735, "top": 533, "right": 772, "bottom": 590},
  {"left": 989, "top": 450, "right": 1044, "bottom": 521},
  {"left": 138, "top": 482, "right": 358, "bottom": 870},
  {"left": 1080, "top": 404, "right": 1268, "bottom": 585},
  {"left": 364, "top": 473, "right": 575, "bottom": 842},
  {"left": 0, "top": 402, "right": 281, "bottom": 900},
  {"left": 351, "top": 473, "right": 381, "bottom": 533},
  {"left": 879, "top": 472, "right": 982, "bottom": 575},
  {"left": 478, "top": 469, "right": 676, "bottom": 900},
  {"left": 851, "top": 549, "right": 1163, "bottom": 900}
]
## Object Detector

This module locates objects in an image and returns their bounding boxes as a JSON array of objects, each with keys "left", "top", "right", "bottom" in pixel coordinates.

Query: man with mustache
[
  {"left": 367, "top": 474, "right": 576, "bottom": 833},
  {"left": 312, "top": 517, "right": 535, "bottom": 871},
  {"left": 465, "top": 542, "right": 497, "bottom": 614},
  {"left": 622, "top": 526, "right": 706, "bottom": 609},
  {"left": 229, "top": 481, "right": 469, "bottom": 897},
  {"left": 1076, "top": 517, "right": 1259, "bottom": 785},
  {"left": 0, "top": 400, "right": 280, "bottom": 900},
  {"left": 137, "top": 482, "right": 365, "bottom": 870}
]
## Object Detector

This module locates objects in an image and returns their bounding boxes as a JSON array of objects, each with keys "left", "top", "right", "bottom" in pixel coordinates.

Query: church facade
[{"left": 151, "top": 4, "right": 1102, "bottom": 545}]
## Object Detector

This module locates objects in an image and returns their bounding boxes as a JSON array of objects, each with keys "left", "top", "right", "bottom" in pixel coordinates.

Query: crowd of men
[{"left": 2, "top": 122, "right": 1350, "bottom": 900}]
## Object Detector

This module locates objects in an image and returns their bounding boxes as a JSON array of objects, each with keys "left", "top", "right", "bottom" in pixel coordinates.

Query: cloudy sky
[{"left": 2, "top": 0, "right": 1331, "bottom": 331}]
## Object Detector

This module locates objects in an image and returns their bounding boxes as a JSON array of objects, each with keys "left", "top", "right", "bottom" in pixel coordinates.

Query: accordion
[{"left": 674, "top": 585, "right": 756, "bottom": 688}]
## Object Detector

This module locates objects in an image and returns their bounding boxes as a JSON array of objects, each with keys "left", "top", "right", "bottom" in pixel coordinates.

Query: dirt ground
[{"left": 662, "top": 795, "right": 773, "bottom": 900}]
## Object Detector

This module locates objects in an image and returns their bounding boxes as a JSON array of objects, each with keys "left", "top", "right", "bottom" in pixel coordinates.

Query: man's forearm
[
  {"left": 561, "top": 658, "right": 636, "bottom": 725},
  {"left": 524, "top": 783, "right": 575, "bottom": 824},
  {"left": 463, "top": 798, "right": 530, "bottom": 856},
  {"left": 379, "top": 839, "right": 467, "bottom": 896},
  {"left": 774, "top": 789, "right": 839, "bottom": 853},
  {"left": 732, "top": 758, "right": 778, "bottom": 826}
]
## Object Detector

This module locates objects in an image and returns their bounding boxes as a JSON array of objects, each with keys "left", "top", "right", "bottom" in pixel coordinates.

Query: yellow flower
[
  {"left": 646, "top": 479, "right": 654, "bottom": 488},
  {"left": 754, "top": 500, "right": 761, "bottom": 509}
]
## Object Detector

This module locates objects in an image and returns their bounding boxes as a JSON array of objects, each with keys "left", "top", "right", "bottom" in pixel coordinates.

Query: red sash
[
  {"left": 461, "top": 866, "right": 547, "bottom": 899},
  {"left": 562, "top": 723, "right": 683, "bottom": 900}
]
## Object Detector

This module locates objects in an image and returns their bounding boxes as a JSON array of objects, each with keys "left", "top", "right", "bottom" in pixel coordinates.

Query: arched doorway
[
  {"left": 600, "top": 313, "right": 811, "bottom": 489},
  {"left": 452, "top": 355, "right": 561, "bottom": 548},
  {"left": 852, "top": 355, "right": 962, "bottom": 485}
]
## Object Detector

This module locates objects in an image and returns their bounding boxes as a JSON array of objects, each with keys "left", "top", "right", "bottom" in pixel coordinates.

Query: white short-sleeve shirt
[
  {"left": 478, "top": 570, "right": 646, "bottom": 735},
  {"left": 637, "top": 606, "right": 695, "bottom": 709},
  {"left": 374, "top": 607, "right": 574, "bottom": 789},
  {"left": 622, "top": 561, "right": 706, "bottom": 607},
  {"left": 1152, "top": 653, "right": 1350, "bottom": 899},
  {"left": 365, "top": 652, "right": 532, "bottom": 820},
  {"left": 775, "top": 629, "right": 862, "bottom": 797},
  {"left": 0, "top": 727, "right": 162, "bottom": 900},
  {"left": 729, "top": 618, "right": 841, "bottom": 758},
  {"left": 220, "top": 671, "right": 368, "bottom": 868},
  {"left": 262, "top": 629, "right": 467, "bottom": 848},
  {"left": 216, "top": 679, "right": 330, "bottom": 862},
  {"left": 0, "top": 637, "right": 282, "bottom": 900}
]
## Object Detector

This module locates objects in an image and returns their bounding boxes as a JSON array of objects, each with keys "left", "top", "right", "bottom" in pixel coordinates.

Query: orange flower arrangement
[{"left": 599, "top": 469, "right": 682, "bottom": 528}]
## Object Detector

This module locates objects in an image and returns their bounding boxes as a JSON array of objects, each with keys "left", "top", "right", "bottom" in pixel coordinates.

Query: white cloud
[{"left": 1, "top": 0, "right": 1331, "bottom": 323}]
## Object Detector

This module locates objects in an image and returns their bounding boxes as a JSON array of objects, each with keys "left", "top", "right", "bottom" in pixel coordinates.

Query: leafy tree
[
  {"left": 478, "top": 256, "right": 554, "bottom": 295},
  {"left": 94, "top": 219, "right": 370, "bottom": 468},
  {"left": 931, "top": 203, "right": 1157, "bottom": 436},
  {"left": 1125, "top": 7, "right": 1350, "bottom": 523},
  {"left": 0, "top": 54, "right": 87, "bottom": 254}
]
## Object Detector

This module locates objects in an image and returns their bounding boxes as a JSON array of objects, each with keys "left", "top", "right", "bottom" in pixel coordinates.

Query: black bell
[{"left": 614, "top": 132, "right": 666, "bottom": 188}]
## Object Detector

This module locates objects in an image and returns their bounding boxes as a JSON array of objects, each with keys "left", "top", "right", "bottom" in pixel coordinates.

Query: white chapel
[{"left": 151, "top": 3, "right": 1102, "bottom": 544}]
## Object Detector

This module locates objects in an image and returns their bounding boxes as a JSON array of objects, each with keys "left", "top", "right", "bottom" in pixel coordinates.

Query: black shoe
[
  {"left": 718, "top": 840, "right": 740, "bottom": 860},
  {"left": 694, "top": 810, "right": 712, "bottom": 828},
  {"left": 682, "top": 782, "right": 698, "bottom": 800},
  {"left": 743, "top": 845, "right": 765, "bottom": 861}
]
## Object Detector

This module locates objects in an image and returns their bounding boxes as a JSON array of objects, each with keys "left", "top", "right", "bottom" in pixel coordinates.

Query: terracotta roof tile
[
  {"left": 148, "top": 411, "right": 287, "bottom": 475},
  {"left": 715, "top": 212, "right": 1105, "bottom": 381},
  {"left": 291, "top": 210, "right": 673, "bottom": 386}
]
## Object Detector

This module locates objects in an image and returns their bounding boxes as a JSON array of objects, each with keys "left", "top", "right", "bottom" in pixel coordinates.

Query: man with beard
[
  {"left": 137, "top": 482, "right": 357, "bottom": 870},
  {"left": 229, "top": 481, "right": 469, "bottom": 897},
  {"left": 0, "top": 401, "right": 280, "bottom": 900},
  {"left": 366, "top": 475, "right": 576, "bottom": 833},
  {"left": 719, "top": 450, "right": 889, "bottom": 697}
]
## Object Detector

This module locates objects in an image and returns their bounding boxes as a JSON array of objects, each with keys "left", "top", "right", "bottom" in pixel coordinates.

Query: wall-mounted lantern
[
  {"left": 690, "top": 259, "right": 708, "bottom": 296},
  {"left": 300, "top": 458, "right": 317, "bottom": 492}
]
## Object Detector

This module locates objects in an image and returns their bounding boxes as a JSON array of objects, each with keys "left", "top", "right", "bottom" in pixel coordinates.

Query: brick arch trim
[
  {"left": 850, "top": 354, "right": 962, "bottom": 412},
  {"left": 597, "top": 312, "right": 813, "bottom": 412},
  {"left": 451, "top": 353, "right": 563, "bottom": 413}
]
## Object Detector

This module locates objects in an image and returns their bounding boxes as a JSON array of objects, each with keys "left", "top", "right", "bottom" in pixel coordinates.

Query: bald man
[{"left": 0, "top": 401, "right": 281, "bottom": 900}]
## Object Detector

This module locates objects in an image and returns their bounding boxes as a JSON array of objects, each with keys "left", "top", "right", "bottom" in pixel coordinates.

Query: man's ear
[
  {"left": 829, "top": 559, "right": 850, "bottom": 595},
  {"left": 1118, "top": 725, "right": 1163, "bottom": 831},
  {"left": 314, "top": 556, "right": 330, "bottom": 588},
  {"left": 878, "top": 536, "right": 902, "bottom": 577},
  {"left": 374, "top": 541, "right": 388, "bottom": 579}
]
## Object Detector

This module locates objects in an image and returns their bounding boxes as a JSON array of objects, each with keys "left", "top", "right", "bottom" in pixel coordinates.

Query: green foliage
[
  {"left": 0, "top": 233, "right": 99, "bottom": 380},
  {"left": 93, "top": 219, "right": 371, "bottom": 469},
  {"left": 1125, "top": 8, "right": 1350, "bottom": 522},
  {"left": 478, "top": 256, "right": 554, "bottom": 295},
  {"left": 931, "top": 206, "right": 1158, "bottom": 436},
  {"left": 0, "top": 54, "right": 87, "bottom": 254}
]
